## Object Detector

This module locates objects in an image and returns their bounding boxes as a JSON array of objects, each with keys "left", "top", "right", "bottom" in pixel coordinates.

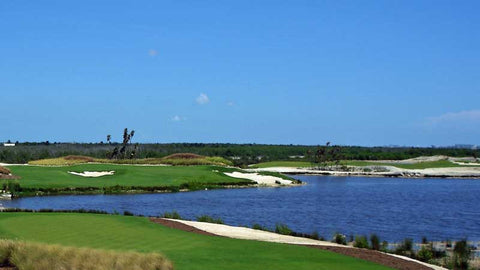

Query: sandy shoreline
[
  {"left": 249, "top": 166, "right": 480, "bottom": 179},
  {"left": 160, "top": 218, "right": 447, "bottom": 270}
]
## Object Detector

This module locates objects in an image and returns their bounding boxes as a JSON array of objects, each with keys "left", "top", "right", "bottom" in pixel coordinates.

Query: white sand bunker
[
  {"left": 68, "top": 171, "right": 115, "bottom": 177},
  {"left": 224, "top": 171, "right": 294, "bottom": 185}
]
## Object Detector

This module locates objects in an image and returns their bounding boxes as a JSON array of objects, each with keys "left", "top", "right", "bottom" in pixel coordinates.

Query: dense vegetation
[
  {"left": 1, "top": 142, "right": 478, "bottom": 165},
  {"left": 0, "top": 212, "right": 393, "bottom": 270},
  {"left": 0, "top": 239, "right": 172, "bottom": 270}
]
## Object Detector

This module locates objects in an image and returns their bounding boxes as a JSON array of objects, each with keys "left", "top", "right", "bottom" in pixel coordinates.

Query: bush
[
  {"left": 381, "top": 240, "right": 389, "bottom": 252},
  {"left": 252, "top": 224, "right": 270, "bottom": 231},
  {"left": 333, "top": 233, "right": 347, "bottom": 245},
  {"left": 196, "top": 215, "right": 224, "bottom": 224},
  {"left": 370, "top": 234, "right": 380, "bottom": 250},
  {"left": 123, "top": 211, "right": 134, "bottom": 216},
  {"left": 452, "top": 239, "right": 472, "bottom": 270},
  {"left": 417, "top": 244, "right": 433, "bottom": 262},
  {"left": 0, "top": 239, "right": 173, "bottom": 270},
  {"left": 395, "top": 238, "right": 414, "bottom": 257},
  {"left": 353, "top": 235, "right": 369, "bottom": 249},
  {"left": 274, "top": 223, "right": 292, "bottom": 235},
  {"left": 162, "top": 211, "right": 182, "bottom": 219}
]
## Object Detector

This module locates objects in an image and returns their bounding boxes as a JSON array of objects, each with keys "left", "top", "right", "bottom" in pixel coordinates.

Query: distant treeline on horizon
[{"left": 1, "top": 142, "right": 478, "bottom": 165}]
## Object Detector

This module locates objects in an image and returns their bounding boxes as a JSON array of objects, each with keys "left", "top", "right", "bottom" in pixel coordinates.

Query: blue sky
[{"left": 1, "top": 1, "right": 479, "bottom": 146}]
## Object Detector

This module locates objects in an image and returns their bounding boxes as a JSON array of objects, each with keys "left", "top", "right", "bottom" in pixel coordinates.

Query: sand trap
[
  {"left": 68, "top": 171, "right": 115, "bottom": 177},
  {"left": 224, "top": 171, "right": 294, "bottom": 185}
]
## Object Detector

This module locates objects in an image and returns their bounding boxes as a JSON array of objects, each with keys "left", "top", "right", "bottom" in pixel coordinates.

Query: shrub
[
  {"left": 274, "top": 223, "right": 292, "bottom": 235},
  {"left": 1, "top": 181, "right": 21, "bottom": 193},
  {"left": 252, "top": 224, "right": 270, "bottom": 231},
  {"left": 395, "top": 238, "right": 414, "bottom": 257},
  {"left": 333, "top": 233, "right": 347, "bottom": 245},
  {"left": 123, "top": 211, "right": 134, "bottom": 216},
  {"left": 370, "top": 234, "right": 380, "bottom": 250},
  {"left": 196, "top": 215, "right": 224, "bottom": 224},
  {"left": 417, "top": 244, "right": 433, "bottom": 262},
  {"left": 353, "top": 235, "right": 369, "bottom": 249},
  {"left": 452, "top": 239, "right": 472, "bottom": 270},
  {"left": 162, "top": 211, "right": 182, "bottom": 219},
  {"left": 380, "top": 240, "right": 389, "bottom": 252}
]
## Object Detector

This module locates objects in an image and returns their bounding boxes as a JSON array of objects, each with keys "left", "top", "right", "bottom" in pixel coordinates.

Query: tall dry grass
[
  {"left": 0, "top": 239, "right": 173, "bottom": 270},
  {"left": 0, "top": 166, "right": 11, "bottom": 175}
]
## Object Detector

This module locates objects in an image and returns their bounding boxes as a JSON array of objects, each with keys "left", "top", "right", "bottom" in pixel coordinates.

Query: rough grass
[
  {"left": 0, "top": 212, "right": 393, "bottom": 270},
  {"left": 29, "top": 154, "right": 233, "bottom": 166},
  {"left": 0, "top": 239, "right": 172, "bottom": 270},
  {"left": 0, "top": 166, "right": 11, "bottom": 175}
]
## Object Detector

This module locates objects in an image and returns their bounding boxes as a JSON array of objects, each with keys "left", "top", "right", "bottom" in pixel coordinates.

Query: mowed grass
[
  {"left": 252, "top": 160, "right": 478, "bottom": 169},
  {"left": 8, "top": 164, "right": 247, "bottom": 189},
  {"left": 0, "top": 212, "right": 392, "bottom": 270}
]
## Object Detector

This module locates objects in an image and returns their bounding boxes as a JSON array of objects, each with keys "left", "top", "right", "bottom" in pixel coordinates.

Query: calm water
[{"left": 3, "top": 175, "right": 480, "bottom": 242}]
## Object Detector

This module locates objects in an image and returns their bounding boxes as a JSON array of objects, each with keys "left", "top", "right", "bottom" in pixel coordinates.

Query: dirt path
[{"left": 150, "top": 218, "right": 445, "bottom": 270}]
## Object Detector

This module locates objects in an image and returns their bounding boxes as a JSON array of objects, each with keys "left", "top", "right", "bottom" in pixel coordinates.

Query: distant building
[
  {"left": 3, "top": 143, "right": 15, "bottom": 147},
  {"left": 289, "top": 155, "right": 305, "bottom": 159}
]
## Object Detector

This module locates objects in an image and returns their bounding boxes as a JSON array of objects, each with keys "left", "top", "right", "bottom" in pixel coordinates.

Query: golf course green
[{"left": 0, "top": 212, "right": 392, "bottom": 270}]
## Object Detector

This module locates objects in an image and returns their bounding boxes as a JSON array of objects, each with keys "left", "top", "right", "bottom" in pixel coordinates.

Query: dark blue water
[{"left": 2, "top": 175, "right": 479, "bottom": 242}]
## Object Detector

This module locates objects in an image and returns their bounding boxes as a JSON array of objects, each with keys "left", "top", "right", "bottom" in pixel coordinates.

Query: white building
[{"left": 3, "top": 143, "right": 15, "bottom": 147}]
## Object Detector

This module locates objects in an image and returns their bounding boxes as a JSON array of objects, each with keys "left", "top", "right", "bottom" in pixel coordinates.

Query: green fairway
[
  {"left": 0, "top": 212, "right": 392, "bottom": 270},
  {"left": 7, "top": 164, "right": 251, "bottom": 193}
]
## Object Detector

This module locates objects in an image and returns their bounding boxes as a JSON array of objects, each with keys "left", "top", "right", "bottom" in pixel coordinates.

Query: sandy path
[{"left": 162, "top": 219, "right": 446, "bottom": 270}]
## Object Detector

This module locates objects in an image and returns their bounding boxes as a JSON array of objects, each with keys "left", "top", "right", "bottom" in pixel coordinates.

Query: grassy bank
[
  {"left": 0, "top": 212, "right": 393, "bottom": 270},
  {"left": 28, "top": 154, "right": 233, "bottom": 166},
  {"left": 6, "top": 165, "right": 256, "bottom": 196}
]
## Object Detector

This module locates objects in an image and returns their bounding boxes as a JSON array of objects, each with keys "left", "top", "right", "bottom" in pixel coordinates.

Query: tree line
[{"left": 0, "top": 142, "right": 478, "bottom": 165}]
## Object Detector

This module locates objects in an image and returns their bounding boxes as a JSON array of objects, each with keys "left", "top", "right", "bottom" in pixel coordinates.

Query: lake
[{"left": 2, "top": 175, "right": 479, "bottom": 242}]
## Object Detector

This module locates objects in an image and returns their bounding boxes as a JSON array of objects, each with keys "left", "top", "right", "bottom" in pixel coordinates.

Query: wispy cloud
[
  {"left": 227, "top": 101, "right": 235, "bottom": 106},
  {"left": 196, "top": 93, "right": 210, "bottom": 105},
  {"left": 148, "top": 49, "right": 158, "bottom": 57},
  {"left": 170, "top": 115, "right": 186, "bottom": 122},
  {"left": 426, "top": 109, "right": 480, "bottom": 125}
]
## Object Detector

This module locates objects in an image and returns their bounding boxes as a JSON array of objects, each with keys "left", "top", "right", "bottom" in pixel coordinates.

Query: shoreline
[
  {"left": 249, "top": 166, "right": 480, "bottom": 179},
  {"left": 153, "top": 218, "right": 447, "bottom": 270}
]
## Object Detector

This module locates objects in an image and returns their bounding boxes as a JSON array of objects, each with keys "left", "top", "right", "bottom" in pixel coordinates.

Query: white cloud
[
  {"left": 426, "top": 109, "right": 480, "bottom": 125},
  {"left": 196, "top": 93, "right": 210, "bottom": 105},
  {"left": 148, "top": 49, "right": 158, "bottom": 57},
  {"left": 227, "top": 101, "right": 235, "bottom": 106},
  {"left": 170, "top": 115, "right": 186, "bottom": 122}
]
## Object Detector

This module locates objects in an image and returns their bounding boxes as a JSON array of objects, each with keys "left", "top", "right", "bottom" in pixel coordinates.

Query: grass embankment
[
  {"left": 0, "top": 239, "right": 172, "bottom": 270},
  {"left": 28, "top": 154, "right": 233, "bottom": 166},
  {"left": 252, "top": 160, "right": 479, "bottom": 169},
  {"left": 7, "top": 165, "right": 254, "bottom": 196},
  {"left": 0, "top": 212, "right": 392, "bottom": 270}
]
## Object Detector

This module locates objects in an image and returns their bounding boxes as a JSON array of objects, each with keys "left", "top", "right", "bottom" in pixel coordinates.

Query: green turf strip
[
  {"left": 0, "top": 213, "right": 392, "bottom": 270},
  {"left": 8, "top": 164, "right": 247, "bottom": 189}
]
